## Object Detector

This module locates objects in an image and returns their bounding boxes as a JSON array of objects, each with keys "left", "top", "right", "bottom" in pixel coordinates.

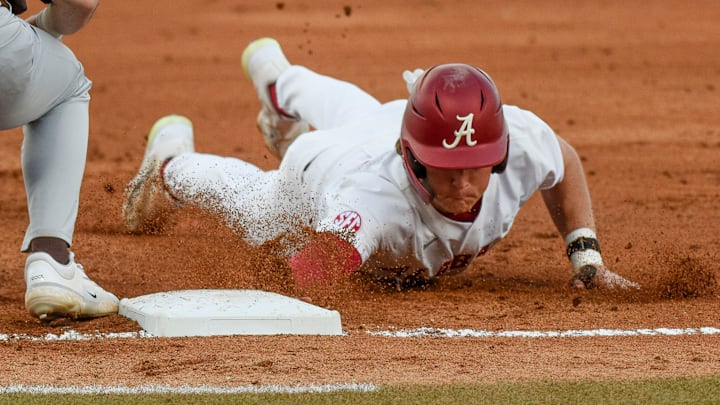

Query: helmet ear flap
[
  {"left": 406, "top": 148, "right": 427, "bottom": 179},
  {"left": 491, "top": 137, "right": 510, "bottom": 174}
]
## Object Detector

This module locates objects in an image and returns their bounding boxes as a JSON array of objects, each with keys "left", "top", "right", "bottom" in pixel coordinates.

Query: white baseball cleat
[
  {"left": 25, "top": 252, "right": 119, "bottom": 321},
  {"left": 241, "top": 37, "right": 309, "bottom": 159},
  {"left": 122, "top": 114, "right": 194, "bottom": 233}
]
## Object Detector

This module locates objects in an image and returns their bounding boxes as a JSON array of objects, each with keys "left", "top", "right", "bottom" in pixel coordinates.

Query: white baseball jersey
[{"left": 165, "top": 66, "right": 564, "bottom": 282}]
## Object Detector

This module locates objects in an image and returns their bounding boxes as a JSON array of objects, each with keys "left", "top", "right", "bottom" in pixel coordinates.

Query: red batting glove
[{"left": 288, "top": 233, "right": 362, "bottom": 292}]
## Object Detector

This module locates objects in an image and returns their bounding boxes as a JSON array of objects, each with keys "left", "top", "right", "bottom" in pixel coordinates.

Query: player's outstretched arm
[
  {"left": 26, "top": 0, "right": 99, "bottom": 38},
  {"left": 540, "top": 136, "right": 595, "bottom": 236},
  {"left": 288, "top": 233, "right": 362, "bottom": 293},
  {"left": 541, "top": 136, "right": 639, "bottom": 290}
]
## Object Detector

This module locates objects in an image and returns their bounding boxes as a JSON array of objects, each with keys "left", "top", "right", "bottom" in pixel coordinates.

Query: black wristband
[
  {"left": 566, "top": 237, "right": 601, "bottom": 258},
  {"left": 41, "top": 0, "right": 52, "bottom": 3}
]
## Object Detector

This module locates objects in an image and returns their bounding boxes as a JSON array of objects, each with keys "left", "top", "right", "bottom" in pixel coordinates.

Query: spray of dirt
[
  {"left": 638, "top": 244, "right": 719, "bottom": 300},
  {"left": 656, "top": 253, "right": 718, "bottom": 299}
]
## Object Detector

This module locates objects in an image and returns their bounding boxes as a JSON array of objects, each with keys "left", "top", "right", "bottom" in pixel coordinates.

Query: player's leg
[
  {"left": 277, "top": 65, "right": 383, "bottom": 130},
  {"left": 163, "top": 153, "right": 301, "bottom": 245},
  {"left": 241, "top": 38, "right": 310, "bottom": 159},
  {"left": 1, "top": 23, "right": 91, "bottom": 127},
  {"left": 122, "top": 115, "right": 195, "bottom": 233},
  {"left": 17, "top": 26, "right": 93, "bottom": 253},
  {"left": 0, "top": 11, "right": 36, "bottom": 129},
  {"left": 21, "top": 95, "right": 119, "bottom": 321},
  {"left": 242, "top": 38, "right": 382, "bottom": 156},
  {"left": 2, "top": 18, "right": 119, "bottom": 320},
  {"left": 20, "top": 95, "right": 88, "bottom": 254},
  {"left": 123, "top": 115, "right": 304, "bottom": 245}
]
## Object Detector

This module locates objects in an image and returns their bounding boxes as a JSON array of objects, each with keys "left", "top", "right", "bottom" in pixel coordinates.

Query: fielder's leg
[
  {"left": 6, "top": 25, "right": 119, "bottom": 320},
  {"left": 21, "top": 96, "right": 88, "bottom": 253}
]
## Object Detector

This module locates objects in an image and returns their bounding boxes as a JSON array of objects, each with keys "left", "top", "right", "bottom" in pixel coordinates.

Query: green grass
[{"left": 2, "top": 375, "right": 720, "bottom": 404}]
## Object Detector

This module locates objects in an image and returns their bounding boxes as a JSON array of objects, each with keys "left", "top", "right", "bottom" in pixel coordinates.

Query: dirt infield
[{"left": 1, "top": 0, "right": 719, "bottom": 388}]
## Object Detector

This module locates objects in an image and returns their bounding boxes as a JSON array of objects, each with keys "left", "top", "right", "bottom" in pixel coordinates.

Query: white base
[{"left": 118, "top": 289, "right": 343, "bottom": 337}]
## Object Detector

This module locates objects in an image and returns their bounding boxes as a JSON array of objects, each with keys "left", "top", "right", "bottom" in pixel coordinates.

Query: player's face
[{"left": 425, "top": 166, "right": 493, "bottom": 214}]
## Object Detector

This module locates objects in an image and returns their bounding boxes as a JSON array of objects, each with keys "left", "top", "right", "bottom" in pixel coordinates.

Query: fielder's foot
[
  {"left": 122, "top": 114, "right": 194, "bottom": 233},
  {"left": 25, "top": 252, "right": 119, "bottom": 321},
  {"left": 241, "top": 37, "right": 309, "bottom": 158}
]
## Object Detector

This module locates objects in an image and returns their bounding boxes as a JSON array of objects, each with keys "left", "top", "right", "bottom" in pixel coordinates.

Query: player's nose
[{"left": 450, "top": 170, "right": 472, "bottom": 187}]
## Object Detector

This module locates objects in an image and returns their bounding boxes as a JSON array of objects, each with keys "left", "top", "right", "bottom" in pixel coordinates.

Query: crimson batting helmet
[{"left": 400, "top": 63, "right": 509, "bottom": 202}]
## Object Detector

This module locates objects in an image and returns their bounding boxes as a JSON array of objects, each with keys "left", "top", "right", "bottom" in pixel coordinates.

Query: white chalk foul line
[
  {"left": 0, "top": 383, "right": 378, "bottom": 395},
  {"left": 0, "top": 330, "right": 152, "bottom": 342},
  {"left": 2, "top": 327, "right": 718, "bottom": 395},
  {"left": 2, "top": 326, "right": 720, "bottom": 342},
  {"left": 366, "top": 326, "right": 720, "bottom": 338}
]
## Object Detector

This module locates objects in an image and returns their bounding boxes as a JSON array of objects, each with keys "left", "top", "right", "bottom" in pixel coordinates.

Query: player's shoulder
[
  {"left": 502, "top": 104, "right": 548, "bottom": 128},
  {"left": 338, "top": 155, "right": 417, "bottom": 214},
  {"left": 503, "top": 104, "right": 556, "bottom": 141}
]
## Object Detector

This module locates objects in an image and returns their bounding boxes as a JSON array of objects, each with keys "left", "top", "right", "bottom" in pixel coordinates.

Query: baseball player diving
[{"left": 123, "top": 37, "right": 639, "bottom": 292}]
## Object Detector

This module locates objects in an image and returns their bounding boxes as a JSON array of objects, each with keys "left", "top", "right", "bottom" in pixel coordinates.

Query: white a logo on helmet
[{"left": 442, "top": 114, "right": 477, "bottom": 149}]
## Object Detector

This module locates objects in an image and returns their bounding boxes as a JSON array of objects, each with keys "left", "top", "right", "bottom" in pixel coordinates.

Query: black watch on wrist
[{"left": 566, "top": 236, "right": 601, "bottom": 258}]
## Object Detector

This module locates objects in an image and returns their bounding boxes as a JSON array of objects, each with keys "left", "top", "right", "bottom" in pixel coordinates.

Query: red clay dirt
[{"left": 1, "top": 0, "right": 719, "bottom": 388}]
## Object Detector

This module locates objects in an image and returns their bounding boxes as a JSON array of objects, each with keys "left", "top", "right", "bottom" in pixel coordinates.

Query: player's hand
[
  {"left": 571, "top": 264, "right": 640, "bottom": 290},
  {"left": 402, "top": 68, "right": 425, "bottom": 95}
]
